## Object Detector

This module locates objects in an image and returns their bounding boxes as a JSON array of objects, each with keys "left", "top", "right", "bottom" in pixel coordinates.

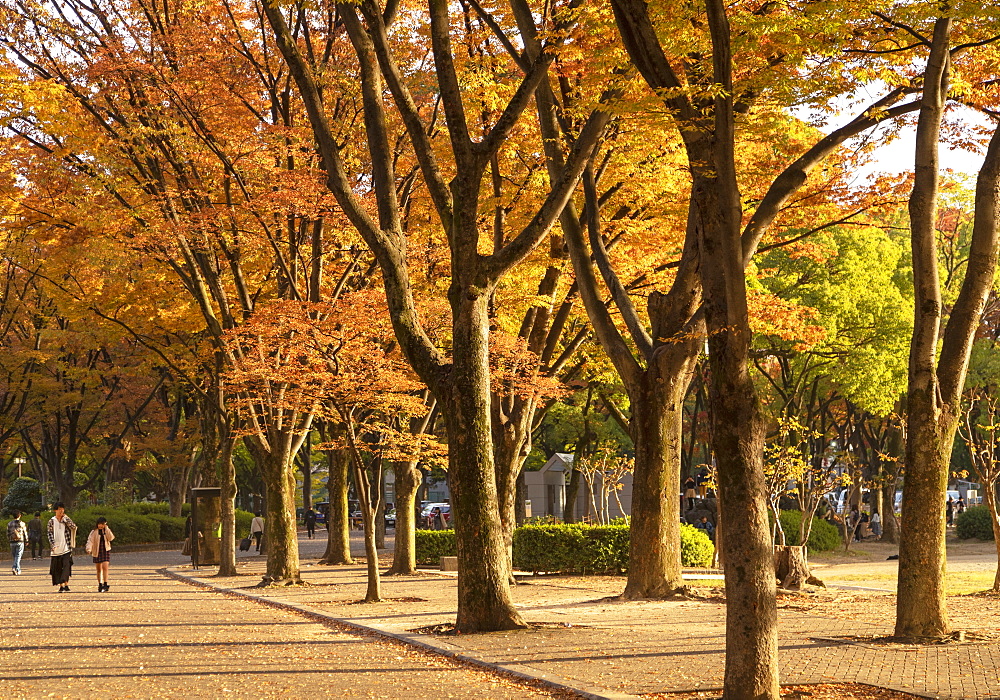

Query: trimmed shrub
[
  {"left": 957, "top": 505, "right": 995, "bottom": 540},
  {"left": 414, "top": 529, "right": 457, "bottom": 566},
  {"left": 0, "top": 511, "right": 52, "bottom": 551},
  {"left": 2, "top": 477, "right": 43, "bottom": 517},
  {"left": 774, "top": 510, "right": 840, "bottom": 552},
  {"left": 680, "top": 523, "right": 714, "bottom": 568},
  {"left": 236, "top": 509, "right": 254, "bottom": 537},
  {"left": 510, "top": 522, "right": 714, "bottom": 574},
  {"left": 73, "top": 508, "right": 160, "bottom": 545},
  {"left": 123, "top": 502, "right": 171, "bottom": 516},
  {"left": 26, "top": 505, "right": 256, "bottom": 546},
  {"left": 148, "top": 514, "right": 186, "bottom": 541},
  {"left": 514, "top": 524, "right": 591, "bottom": 573}
]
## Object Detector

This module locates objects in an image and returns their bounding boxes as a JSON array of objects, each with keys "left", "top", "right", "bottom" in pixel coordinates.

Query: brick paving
[
  {"left": 0, "top": 547, "right": 577, "bottom": 700},
  {"left": 172, "top": 536, "right": 1000, "bottom": 699},
  {"left": 6, "top": 531, "right": 1000, "bottom": 699}
]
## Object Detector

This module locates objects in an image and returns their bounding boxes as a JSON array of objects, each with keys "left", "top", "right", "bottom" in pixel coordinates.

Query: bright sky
[{"left": 821, "top": 96, "right": 992, "bottom": 180}]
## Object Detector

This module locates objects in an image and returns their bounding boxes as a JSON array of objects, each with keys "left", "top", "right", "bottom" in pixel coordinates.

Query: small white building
[{"left": 523, "top": 453, "right": 634, "bottom": 521}]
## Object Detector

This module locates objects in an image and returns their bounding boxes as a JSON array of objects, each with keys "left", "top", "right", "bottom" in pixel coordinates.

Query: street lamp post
[{"left": 13, "top": 457, "right": 26, "bottom": 479}]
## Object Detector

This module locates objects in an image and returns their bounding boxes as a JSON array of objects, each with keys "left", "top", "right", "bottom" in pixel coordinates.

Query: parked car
[
  {"left": 313, "top": 502, "right": 329, "bottom": 524},
  {"left": 384, "top": 509, "right": 396, "bottom": 528},
  {"left": 419, "top": 502, "right": 451, "bottom": 529}
]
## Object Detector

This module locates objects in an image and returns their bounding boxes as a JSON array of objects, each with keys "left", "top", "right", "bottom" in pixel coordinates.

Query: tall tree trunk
[
  {"left": 375, "top": 468, "right": 386, "bottom": 549},
  {"left": 983, "top": 485, "right": 1000, "bottom": 592},
  {"left": 347, "top": 444, "right": 382, "bottom": 603},
  {"left": 563, "top": 467, "right": 581, "bottom": 523},
  {"left": 254, "top": 444, "right": 302, "bottom": 584},
  {"left": 321, "top": 447, "right": 353, "bottom": 565},
  {"left": 447, "top": 291, "right": 525, "bottom": 632},
  {"left": 387, "top": 459, "right": 420, "bottom": 575},
  {"left": 300, "top": 435, "right": 313, "bottom": 512},
  {"left": 494, "top": 411, "right": 531, "bottom": 574},
  {"left": 896, "top": 17, "right": 953, "bottom": 640},
  {"left": 217, "top": 429, "right": 238, "bottom": 577},
  {"left": 622, "top": 341, "right": 698, "bottom": 599},
  {"left": 700, "top": 1, "right": 778, "bottom": 694}
]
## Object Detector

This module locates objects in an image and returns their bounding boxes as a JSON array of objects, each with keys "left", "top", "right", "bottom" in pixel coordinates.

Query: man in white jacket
[{"left": 48, "top": 503, "right": 77, "bottom": 593}]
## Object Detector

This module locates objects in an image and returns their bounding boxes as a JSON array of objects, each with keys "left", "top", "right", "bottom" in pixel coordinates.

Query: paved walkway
[
  {"left": 0, "top": 548, "right": 574, "bottom": 699},
  {"left": 6, "top": 533, "right": 1000, "bottom": 699},
  {"left": 175, "top": 538, "right": 1000, "bottom": 700}
]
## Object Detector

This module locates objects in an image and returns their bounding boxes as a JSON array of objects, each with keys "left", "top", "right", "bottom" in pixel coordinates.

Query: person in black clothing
[
  {"left": 857, "top": 510, "right": 869, "bottom": 541},
  {"left": 304, "top": 508, "right": 317, "bottom": 539},
  {"left": 947, "top": 496, "right": 955, "bottom": 526},
  {"left": 683, "top": 476, "right": 697, "bottom": 511},
  {"left": 27, "top": 512, "right": 43, "bottom": 559}
]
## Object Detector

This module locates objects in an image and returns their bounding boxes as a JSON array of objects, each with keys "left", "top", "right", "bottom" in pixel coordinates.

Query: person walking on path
[
  {"left": 27, "top": 512, "right": 43, "bottom": 559},
  {"left": 85, "top": 516, "right": 115, "bottom": 592},
  {"left": 8, "top": 510, "right": 28, "bottom": 575},
  {"left": 947, "top": 496, "right": 955, "bottom": 526},
  {"left": 48, "top": 503, "right": 77, "bottom": 592},
  {"left": 957, "top": 496, "right": 967, "bottom": 516},
  {"left": 250, "top": 513, "right": 264, "bottom": 552},
  {"left": 304, "top": 508, "right": 316, "bottom": 539},
  {"left": 870, "top": 510, "right": 882, "bottom": 539}
]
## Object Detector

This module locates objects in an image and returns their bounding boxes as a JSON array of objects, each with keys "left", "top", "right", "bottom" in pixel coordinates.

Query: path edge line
[{"left": 161, "top": 566, "right": 639, "bottom": 700}]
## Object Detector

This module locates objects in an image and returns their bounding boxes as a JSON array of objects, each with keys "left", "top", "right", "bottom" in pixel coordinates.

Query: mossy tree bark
[
  {"left": 264, "top": 0, "right": 610, "bottom": 631},
  {"left": 248, "top": 433, "right": 307, "bottom": 584},
  {"left": 896, "top": 17, "right": 1000, "bottom": 639},
  {"left": 320, "top": 443, "right": 353, "bottom": 566},
  {"left": 388, "top": 459, "right": 420, "bottom": 575}
]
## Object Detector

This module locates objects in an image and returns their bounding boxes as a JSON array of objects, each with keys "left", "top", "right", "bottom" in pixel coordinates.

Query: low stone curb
[{"left": 164, "top": 565, "right": 642, "bottom": 700}]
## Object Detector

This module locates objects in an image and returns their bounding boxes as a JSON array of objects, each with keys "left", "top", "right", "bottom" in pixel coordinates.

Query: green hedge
[
  {"left": 415, "top": 522, "right": 715, "bottom": 573},
  {"left": 148, "top": 514, "right": 186, "bottom": 541},
  {"left": 957, "top": 505, "right": 996, "bottom": 540},
  {"left": 28, "top": 504, "right": 259, "bottom": 546},
  {"left": 236, "top": 509, "right": 254, "bottom": 537},
  {"left": 73, "top": 508, "right": 161, "bottom": 545},
  {"left": 680, "top": 523, "right": 714, "bottom": 568},
  {"left": 776, "top": 510, "right": 841, "bottom": 552},
  {"left": 414, "top": 529, "right": 457, "bottom": 566}
]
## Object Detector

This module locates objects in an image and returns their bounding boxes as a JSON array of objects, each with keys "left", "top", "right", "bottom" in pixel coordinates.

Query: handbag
[{"left": 181, "top": 536, "right": 191, "bottom": 556}]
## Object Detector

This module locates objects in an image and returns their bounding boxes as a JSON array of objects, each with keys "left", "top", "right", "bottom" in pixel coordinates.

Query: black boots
[{"left": 98, "top": 582, "right": 109, "bottom": 592}]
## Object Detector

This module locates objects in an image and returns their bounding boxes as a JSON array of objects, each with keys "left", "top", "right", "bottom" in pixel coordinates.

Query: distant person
[
  {"left": 683, "top": 476, "right": 697, "bottom": 510},
  {"left": 957, "top": 496, "right": 967, "bottom": 516},
  {"left": 85, "top": 516, "right": 115, "bottom": 592},
  {"left": 849, "top": 505, "right": 861, "bottom": 542},
  {"left": 870, "top": 510, "right": 882, "bottom": 539},
  {"left": 48, "top": 503, "right": 77, "bottom": 592},
  {"left": 250, "top": 512, "right": 264, "bottom": 552},
  {"left": 694, "top": 516, "right": 715, "bottom": 541},
  {"left": 947, "top": 496, "right": 955, "bottom": 526},
  {"left": 857, "top": 510, "right": 870, "bottom": 541},
  {"left": 27, "top": 512, "right": 43, "bottom": 559},
  {"left": 696, "top": 470, "right": 709, "bottom": 499},
  {"left": 304, "top": 508, "right": 317, "bottom": 539},
  {"left": 7, "top": 510, "right": 28, "bottom": 575}
]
